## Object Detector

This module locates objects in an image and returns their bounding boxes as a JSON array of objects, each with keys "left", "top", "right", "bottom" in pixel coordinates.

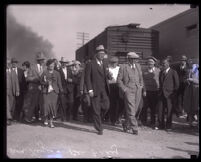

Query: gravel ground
[{"left": 6, "top": 114, "right": 199, "bottom": 159}]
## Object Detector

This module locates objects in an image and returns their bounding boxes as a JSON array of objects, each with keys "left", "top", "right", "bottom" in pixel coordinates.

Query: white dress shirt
[
  {"left": 12, "top": 67, "right": 18, "bottom": 75},
  {"left": 109, "top": 66, "right": 120, "bottom": 83},
  {"left": 62, "top": 67, "right": 67, "bottom": 80}
]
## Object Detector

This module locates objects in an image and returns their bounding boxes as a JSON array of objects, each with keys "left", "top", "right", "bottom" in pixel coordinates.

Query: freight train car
[{"left": 76, "top": 23, "right": 159, "bottom": 66}]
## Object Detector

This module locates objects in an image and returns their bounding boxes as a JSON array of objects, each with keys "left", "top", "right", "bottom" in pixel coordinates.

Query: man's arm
[{"left": 117, "top": 65, "right": 127, "bottom": 93}]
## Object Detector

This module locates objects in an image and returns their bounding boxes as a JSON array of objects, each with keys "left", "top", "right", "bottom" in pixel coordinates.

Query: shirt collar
[
  {"left": 166, "top": 67, "right": 170, "bottom": 73},
  {"left": 96, "top": 58, "right": 102, "bottom": 65}
]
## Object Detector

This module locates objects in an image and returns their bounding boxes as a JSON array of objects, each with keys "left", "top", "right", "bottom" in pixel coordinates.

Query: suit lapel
[
  {"left": 163, "top": 69, "right": 171, "bottom": 82},
  {"left": 94, "top": 60, "right": 104, "bottom": 76}
]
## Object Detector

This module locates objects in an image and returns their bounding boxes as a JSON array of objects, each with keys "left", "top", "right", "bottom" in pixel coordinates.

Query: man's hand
[
  {"left": 80, "top": 90, "right": 83, "bottom": 95},
  {"left": 67, "top": 78, "right": 73, "bottom": 82},
  {"left": 89, "top": 90, "right": 94, "bottom": 98},
  {"left": 16, "top": 92, "right": 20, "bottom": 96},
  {"left": 143, "top": 91, "right": 146, "bottom": 97}
]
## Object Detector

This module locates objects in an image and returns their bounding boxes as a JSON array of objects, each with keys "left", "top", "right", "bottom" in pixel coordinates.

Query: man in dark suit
[
  {"left": 157, "top": 58, "right": 179, "bottom": 131},
  {"left": 66, "top": 61, "right": 76, "bottom": 121},
  {"left": 11, "top": 58, "right": 26, "bottom": 122},
  {"left": 85, "top": 45, "right": 110, "bottom": 135},
  {"left": 31, "top": 52, "right": 46, "bottom": 121},
  {"left": 58, "top": 57, "right": 68, "bottom": 121},
  {"left": 173, "top": 55, "right": 189, "bottom": 117}
]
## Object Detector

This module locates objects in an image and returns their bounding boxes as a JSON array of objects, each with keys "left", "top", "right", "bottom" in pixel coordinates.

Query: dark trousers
[
  {"left": 13, "top": 94, "right": 24, "bottom": 121},
  {"left": 140, "top": 91, "right": 158, "bottom": 125},
  {"left": 66, "top": 102, "right": 74, "bottom": 121},
  {"left": 175, "top": 83, "right": 186, "bottom": 115},
  {"left": 34, "top": 91, "right": 43, "bottom": 119},
  {"left": 106, "top": 84, "right": 120, "bottom": 124},
  {"left": 72, "top": 96, "right": 81, "bottom": 120},
  {"left": 59, "top": 94, "right": 68, "bottom": 121},
  {"left": 91, "top": 89, "right": 110, "bottom": 132},
  {"left": 81, "top": 94, "right": 92, "bottom": 122},
  {"left": 157, "top": 93, "right": 174, "bottom": 129}
]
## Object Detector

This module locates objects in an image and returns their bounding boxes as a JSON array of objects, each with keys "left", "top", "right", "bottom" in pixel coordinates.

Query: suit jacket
[
  {"left": 59, "top": 68, "right": 68, "bottom": 94},
  {"left": 32, "top": 63, "right": 47, "bottom": 79},
  {"left": 40, "top": 70, "right": 63, "bottom": 94},
  {"left": 85, "top": 59, "right": 110, "bottom": 97},
  {"left": 159, "top": 68, "right": 179, "bottom": 98},
  {"left": 173, "top": 64, "right": 188, "bottom": 84},
  {"left": 12, "top": 68, "right": 26, "bottom": 94},
  {"left": 66, "top": 68, "right": 76, "bottom": 94},
  {"left": 117, "top": 63, "right": 144, "bottom": 95},
  {"left": 25, "top": 68, "right": 41, "bottom": 92},
  {"left": 7, "top": 69, "right": 20, "bottom": 96}
]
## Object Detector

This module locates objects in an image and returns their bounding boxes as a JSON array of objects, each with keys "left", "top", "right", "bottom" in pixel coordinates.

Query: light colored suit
[
  {"left": 117, "top": 63, "right": 144, "bottom": 130},
  {"left": 7, "top": 69, "right": 19, "bottom": 119}
]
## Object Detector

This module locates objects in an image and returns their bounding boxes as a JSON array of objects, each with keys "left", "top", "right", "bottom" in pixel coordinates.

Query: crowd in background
[{"left": 6, "top": 46, "right": 199, "bottom": 135}]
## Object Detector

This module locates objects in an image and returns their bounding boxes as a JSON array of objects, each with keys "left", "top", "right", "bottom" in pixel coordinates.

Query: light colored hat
[
  {"left": 95, "top": 45, "right": 106, "bottom": 53},
  {"left": 127, "top": 52, "right": 139, "bottom": 59},
  {"left": 11, "top": 57, "right": 19, "bottom": 63},
  {"left": 147, "top": 56, "right": 157, "bottom": 64},
  {"left": 73, "top": 60, "right": 81, "bottom": 65},
  {"left": 109, "top": 56, "right": 119, "bottom": 63},
  {"left": 66, "top": 61, "right": 74, "bottom": 66},
  {"left": 59, "top": 57, "right": 69, "bottom": 63},
  {"left": 180, "top": 55, "right": 187, "bottom": 61},
  {"left": 36, "top": 52, "right": 46, "bottom": 60}
]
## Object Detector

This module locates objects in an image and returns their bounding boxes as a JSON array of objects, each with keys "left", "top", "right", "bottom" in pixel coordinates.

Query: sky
[{"left": 7, "top": 4, "right": 190, "bottom": 60}]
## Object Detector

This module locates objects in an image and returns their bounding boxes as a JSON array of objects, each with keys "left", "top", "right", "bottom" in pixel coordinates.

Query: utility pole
[{"left": 76, "top": 32, "right": 89, "bottom": 49}]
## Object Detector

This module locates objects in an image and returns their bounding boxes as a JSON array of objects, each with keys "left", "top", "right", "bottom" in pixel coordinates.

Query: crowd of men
[{"left": 6, "top": 45, "right": 199, "bottom": 135}]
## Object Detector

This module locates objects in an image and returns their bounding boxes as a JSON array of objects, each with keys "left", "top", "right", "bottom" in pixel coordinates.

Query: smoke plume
[{"left": 7, "top": 11, "right": 55, "bottom": 65}]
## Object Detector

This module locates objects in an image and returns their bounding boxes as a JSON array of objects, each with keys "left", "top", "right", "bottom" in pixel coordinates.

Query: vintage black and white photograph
[{"left": 6, "top": 4, "right": 199, "bottom": 159}]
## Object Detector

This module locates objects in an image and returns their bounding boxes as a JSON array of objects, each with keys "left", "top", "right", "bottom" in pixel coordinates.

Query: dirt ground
[{"left": 6, "top": 114, "right": 199, "bottom": 159}]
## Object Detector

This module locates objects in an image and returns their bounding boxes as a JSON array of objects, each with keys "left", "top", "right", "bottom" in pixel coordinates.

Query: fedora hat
[
  {"left": 66, "top": 61, "right": 74, "bottom": 66},
  {"left": 127, "top": 52, "right": 139, "bottom": 59},
  {"left": 11, "top": 57, "right": 19, "bottom": 63},
  {"left": 36, "top": 52, "right": 46, "bottom": 60},
  {"left": 73, "top": 60, "right": 81, "bottom": 65},
  {"left": 180, "top": 55, "right": 187, "bottom": 61},
  {"left": 109, "top": 56, "right": 119, "bottom": 63},
  {"left": 95, "top": 45, "right": 106, "bottom": 53},
  {"left": 147, "top": 56, "right": 157, "bottom": 64},
  {"left": 59, "top": 57, "right": 69, "bottom": 63}
]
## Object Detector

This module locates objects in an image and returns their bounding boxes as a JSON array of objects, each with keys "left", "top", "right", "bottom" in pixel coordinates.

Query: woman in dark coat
[{"left": 41, "top": 59, "right": 63, "bottom": 128}]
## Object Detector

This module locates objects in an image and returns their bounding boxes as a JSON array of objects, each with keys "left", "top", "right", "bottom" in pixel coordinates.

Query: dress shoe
[
  {"left": 132, "top": 129, "right": 138, "bottom": 135},
  {"left": 49, "top": 122, "right": 55, "bottom": 128},
  {"left": 97, "top": 131, "right": 103, "bottom": 135},
  {"left": 166, "top": 128, "right": 172, "bottom": 132},
  {"left": 7, "top": 120, "right": 11, "bottom": 126},
  {"left": 122, "top": 122, "right": 128, "bottom": 132},
  {"left": 44, "top": 120, "right": 48, "bottom": 126}
]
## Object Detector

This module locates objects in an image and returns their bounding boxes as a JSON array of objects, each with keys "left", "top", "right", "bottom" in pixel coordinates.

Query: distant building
[{"left": 150, "top": 7, "right": 199, "bottom": 63}]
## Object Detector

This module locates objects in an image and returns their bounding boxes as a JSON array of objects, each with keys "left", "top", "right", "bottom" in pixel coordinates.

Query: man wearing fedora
[
  {"left": 65, "top": 61, "right": 76, "bottom": 121},
  {"left": 173, "top": 55, "right": 189, "bottom": 118},
  {"left": 140, "top": 56, "right": 160, "bottom": 129},
  {"left": 157, "top": 58, "right": 179, "bottom": 131},
  {"left": 31, "top": 52, "right": 47, "bottom": 121},
  {"left": 11, "top": 57, "right": 26, "bottom": 122},
  {"left": 7, "top": 57, "right": 20, "bottom": 125},
  {"left": 117, "top": 52, "right": 144, "bottom": 135},
  {"left": 58, "top": 57, "right": 69, "bottom": 121},
  {"left": 85, "top": 45, "right": 110, "bottom": 135}
]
